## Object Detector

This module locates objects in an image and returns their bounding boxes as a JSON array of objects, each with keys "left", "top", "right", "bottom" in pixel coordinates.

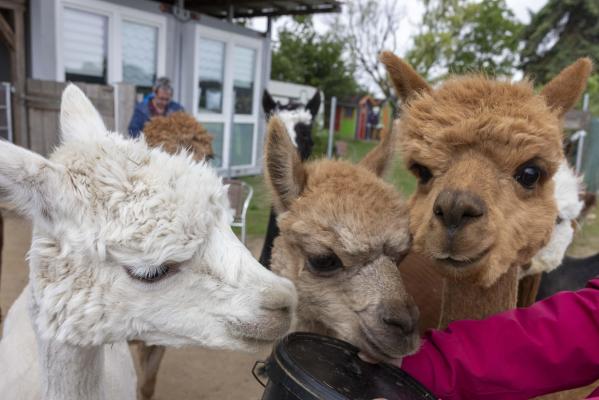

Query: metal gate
[{"left": 0, "top": 82, "right": 12, "bottom": 142}]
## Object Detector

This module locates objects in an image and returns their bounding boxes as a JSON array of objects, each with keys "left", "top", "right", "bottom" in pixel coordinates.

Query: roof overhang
[{"left": 154, "top": 1, "right": 342, "bottom": 19}]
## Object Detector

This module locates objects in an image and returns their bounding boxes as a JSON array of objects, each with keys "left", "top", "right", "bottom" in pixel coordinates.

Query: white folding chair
[{"left": 223, "top": 178, "right": 254, "bottom": 245}]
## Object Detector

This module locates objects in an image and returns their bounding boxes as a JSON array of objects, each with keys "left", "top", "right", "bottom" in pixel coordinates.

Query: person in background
[{"left": 128, "top": 77, "right": 184, "bottom": 138}]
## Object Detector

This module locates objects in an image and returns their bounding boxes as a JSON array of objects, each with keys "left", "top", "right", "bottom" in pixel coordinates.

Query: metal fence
[
  {"left": 580, "top": 117, "right": 599, "bottom": 193},
  {"left": 0, "top": 82, "right": 13, "bottom": 142}
]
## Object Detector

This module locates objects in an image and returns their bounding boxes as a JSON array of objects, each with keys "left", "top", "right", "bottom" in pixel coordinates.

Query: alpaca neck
[
  {"left": 36, "top": 333, "right": 105, "bottom": 400},
  {"left": 27, "top": 283, "right": 107, "bottom": 400},
  {"left": 439, "top": 266, "right": 518, "bottom": 329}
]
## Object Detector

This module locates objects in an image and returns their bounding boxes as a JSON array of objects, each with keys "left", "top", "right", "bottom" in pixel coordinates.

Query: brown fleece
[{"left": 143, "top": 111, "right": 214, "bottom": 161}]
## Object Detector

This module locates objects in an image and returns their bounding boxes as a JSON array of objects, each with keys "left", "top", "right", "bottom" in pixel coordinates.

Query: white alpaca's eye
[{"left": 125, "top": 264, "right": 172, "bottom": 283}]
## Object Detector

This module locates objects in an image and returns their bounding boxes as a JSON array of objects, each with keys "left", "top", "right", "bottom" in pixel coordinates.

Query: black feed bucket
[{"left": 254, "top": 332, "right": 436, "bottom": 400}]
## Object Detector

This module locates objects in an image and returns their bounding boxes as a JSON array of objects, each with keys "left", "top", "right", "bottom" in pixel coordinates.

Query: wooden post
[
  {"left": 12, "top": 5, "right": 27, "bottom": 147},
  {"left": 0, "top": 1, "right": 27, "bottom": 147}
]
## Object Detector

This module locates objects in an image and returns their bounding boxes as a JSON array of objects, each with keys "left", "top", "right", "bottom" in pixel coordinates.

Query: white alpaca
[
  {"left": 0, "top": 85, "right": 297, "bottom": 400},
  {"left": 522, "top": 161, "right": 584, "bottom": 277}
]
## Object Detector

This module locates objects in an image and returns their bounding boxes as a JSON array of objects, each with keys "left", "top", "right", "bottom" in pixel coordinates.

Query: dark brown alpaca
[{"left": 381, "top": 52, "right": 592, "bottom": 328}]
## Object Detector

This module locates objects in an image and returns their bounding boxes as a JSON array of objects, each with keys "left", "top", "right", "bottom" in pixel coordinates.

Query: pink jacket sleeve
[{"left": 399, "top": 278, "right": 599, "bottom": 400}]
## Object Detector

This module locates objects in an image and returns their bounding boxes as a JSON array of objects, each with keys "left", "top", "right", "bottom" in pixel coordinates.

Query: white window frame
[
  {"left": 194, "top": 25, "right": 262, "bottom": 172},
  {"left": 55, "top": 0, "right": 166, "bottom": 84}
]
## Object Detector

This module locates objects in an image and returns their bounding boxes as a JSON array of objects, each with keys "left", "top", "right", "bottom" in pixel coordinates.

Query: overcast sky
[{"left": 250, "top": 0, "right": 549, "bottom": 93}]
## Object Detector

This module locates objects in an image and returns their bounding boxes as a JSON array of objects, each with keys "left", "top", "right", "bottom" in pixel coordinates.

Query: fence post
[{"left": 327, "top": 96, "right": 337, "bottom": 159}]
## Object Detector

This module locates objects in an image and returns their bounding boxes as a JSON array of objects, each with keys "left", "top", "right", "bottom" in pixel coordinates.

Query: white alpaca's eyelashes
[{"left": 124, "top": 263, "right": 178, "bottom": 283}]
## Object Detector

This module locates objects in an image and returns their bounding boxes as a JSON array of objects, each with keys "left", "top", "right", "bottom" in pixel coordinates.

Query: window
[
  {"left": 233, "top": 46, "right": 255, "bottom": 115},
  {"left": 122, "top": 21, "right": 158, "bottom": 93},
  {"left": 198, "top": 38, "right": 225, "bottom": 114},
  {"left": 195, "top": 26, "right": 262, "bottom": 171},
  {"left": 203, "top": 122, "right": 224, "bottom": 168},
  {"left": 58, "top": 1, "right": 165, "bottom": 87},
  {"left": 63, "top": 7, "right": 107, "bottom": 84}
]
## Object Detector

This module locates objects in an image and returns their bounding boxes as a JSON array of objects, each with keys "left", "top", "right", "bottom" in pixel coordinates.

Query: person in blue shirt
[{"left": 128, "top": 77, "right": 184, "bottom": 138}]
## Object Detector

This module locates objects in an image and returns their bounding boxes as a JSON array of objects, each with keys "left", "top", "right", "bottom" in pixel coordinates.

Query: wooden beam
[
  {"left": 0, "top": 13, "right": 15, "bottom": 50},
  {"left": 0, "top": 0, "right": 25, "bottom": 12},
  {"left": 11, "top": 7, "right": 27, "bottom": 147}
]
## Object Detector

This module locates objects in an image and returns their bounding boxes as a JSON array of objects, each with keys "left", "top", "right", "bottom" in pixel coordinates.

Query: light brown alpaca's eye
[
  {"left": 515, "top": 164, "right": 542, "bottom": 189},
  {"left": 306, "top": 254, "right": 343, "bottom": 276},
  {"left": 409, "top": 163, "right": 433, "bottom": 184}
]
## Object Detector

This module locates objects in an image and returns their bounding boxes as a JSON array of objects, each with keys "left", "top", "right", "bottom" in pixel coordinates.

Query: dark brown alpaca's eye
[
  {"left": 306, "top": 254, "right": 343, "bottom": 276},
  {"left": 410, "top": 163, "right": 433, "bottom": 184},
  {"left": 515, "top": 165, "right": 542, "bottom": 189}
]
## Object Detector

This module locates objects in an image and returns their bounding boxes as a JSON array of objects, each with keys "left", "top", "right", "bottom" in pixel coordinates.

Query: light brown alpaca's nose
[{"left": 433, "top": 190, "right": 486, "bottom": 232}]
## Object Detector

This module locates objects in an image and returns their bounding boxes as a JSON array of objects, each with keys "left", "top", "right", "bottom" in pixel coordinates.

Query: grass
[
  {"left": 239, "top": 132, "right": 417, "bottom": 239},
  {"left": 568, "top": 205, "right": 599, "bottom": 257}
]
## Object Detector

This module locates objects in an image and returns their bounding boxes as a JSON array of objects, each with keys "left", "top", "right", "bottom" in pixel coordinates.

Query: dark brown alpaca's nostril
[
  {"left": 383, "top": 313, "right": 416, "bottom": 335},
  {"left": 433, "top": 190, "right": 486, "bottom": 231}
]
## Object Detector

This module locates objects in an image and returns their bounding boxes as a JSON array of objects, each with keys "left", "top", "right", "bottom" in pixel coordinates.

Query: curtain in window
[
  {"left": 63, "top": 8, "right": 107, "bottom": 84},
  {"left": 122, "top": 21, "right": 158, "bottom": 91},
  {"left": 198, "top": 39, "right": 225, "bottom": 113}
]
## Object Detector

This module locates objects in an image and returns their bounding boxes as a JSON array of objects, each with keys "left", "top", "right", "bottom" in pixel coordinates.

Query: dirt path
[{"left": 0, "top": 212, "right": 270, "bottom": 400}]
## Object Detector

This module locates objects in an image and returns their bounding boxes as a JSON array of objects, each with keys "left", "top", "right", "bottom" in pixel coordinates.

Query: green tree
[
  {"left": 271, "top": 17, "right": 362, "bottom": 122},
  {"left": 520, "top": 0, "right": 599, "bottom": 114},
  {"left": 331, "top": 0, "right": 404, "bottom": 113},
  {"left": 407, "top": 0, "right": 523, "bottom": 81},
  {"left": 520, "top": 0, "right": 599, "bottom": 83}
]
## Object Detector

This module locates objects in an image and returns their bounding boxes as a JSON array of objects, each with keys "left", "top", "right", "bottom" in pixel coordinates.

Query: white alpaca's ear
[
  {"left": 359, "top": 120, "right": 398, "bottom": 177},
  {"left": 264, "top": 116, "right": 305, "bottom": 212},
  {"left": 60, "top": 83, "right": 107, "bottom": 142},
  {"left": 0, "top": 140, "right": 66, "bottom": 221}
]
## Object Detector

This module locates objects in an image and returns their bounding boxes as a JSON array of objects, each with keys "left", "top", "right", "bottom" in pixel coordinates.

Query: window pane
[
  {"left": 63, "top": 8, "right": 107, "bottom": 84},
  {"left": 231, "top": 123, "right": 253, "bottom": 166},
  {"left": 198, "top": 39, "right": 225, "bottom": 114},
  {"left": 234, "top": 46, "right": 255, "bottom": 115},
  {"left": 122, "top": 21, "right": 158, "bottom": 91},
  {"left": 202, "top": 122, "right": 224, "bottom": 167}
]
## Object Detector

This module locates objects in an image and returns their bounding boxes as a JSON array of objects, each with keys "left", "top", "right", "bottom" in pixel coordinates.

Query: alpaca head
[
  {"left": 262, "top": 90, "right": 320, "bottom": 160},
  {"left": 0, "top": 84, "right": 296, "bottom": 350},
  {"left": 264, "top": 117, "right": 418, "bottom": 360},
  {"left": 143, "top": 111, "right": 214, "bottom": 161},
  {"left": 381, "top": 52, "right": 592, "bottom": 286}
]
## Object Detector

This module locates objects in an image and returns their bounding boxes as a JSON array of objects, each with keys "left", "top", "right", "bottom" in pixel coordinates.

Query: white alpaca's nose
[{"left": 259, "top": 277, "right": 297, "bottom": 314}]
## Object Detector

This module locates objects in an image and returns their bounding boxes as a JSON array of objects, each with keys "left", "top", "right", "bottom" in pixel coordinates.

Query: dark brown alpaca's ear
[
  {"left": 540, "top": 58, "right": 593, "bottom": 118},
  {"left": 379, "top": 51, "right": 432, "bottom": 103},
  {"left": 359, "top": 121, "right": 398, "bottom": 177},
  {"left": 264, "top": 116, "right": 306, "bottom": 212}
]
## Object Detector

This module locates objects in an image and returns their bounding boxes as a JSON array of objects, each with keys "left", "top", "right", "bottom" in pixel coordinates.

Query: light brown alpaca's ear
[
  {"left": 380, "top": 51, "right": 432, "bottom": 103},
  {"left": 264, "top": 117, "right": 306, "bottom": 212},
  {"left": 359, "top": 121, "right": 398, "bottom": 177},
  {"left": 540, "top": 58, "right": 593, "bottom": 118}
]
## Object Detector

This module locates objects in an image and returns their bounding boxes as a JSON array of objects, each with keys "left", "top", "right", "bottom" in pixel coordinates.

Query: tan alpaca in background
[
  {"left": 380, "top": 52, "right": 591, "bottom": 327},
  {"left": 143, "top": 111, "right": 214, "bottom": 161},
  {"left": 134, "top": 111, "right": 215, "bottom": 400},
  {"left": 264, "top": 117, "right": 420, "bottom": 360}
]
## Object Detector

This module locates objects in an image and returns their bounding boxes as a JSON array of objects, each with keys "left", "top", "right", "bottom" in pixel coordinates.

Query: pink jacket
[{"left": 398, "top": 277, "right": 599, "bottom": 399}]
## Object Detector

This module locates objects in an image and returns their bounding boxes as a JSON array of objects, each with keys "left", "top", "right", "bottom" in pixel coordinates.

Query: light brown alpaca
[
  {"left": 135, "top": 110, "right": 214, "bottom": 400},
  {"left": 380, "top": 52, "right": 591, "bottom": 327},
  {"left": 143, "top": 111, "right": 214, "bottom": 161},
  {"left": 265, "top": 116, "right": 420, "bottom": 360}
]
